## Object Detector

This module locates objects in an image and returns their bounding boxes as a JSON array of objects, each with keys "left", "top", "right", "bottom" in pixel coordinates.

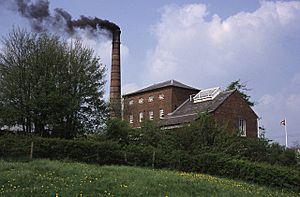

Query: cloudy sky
[{"left": 0, "top": 0, "right": 299, "bottom": 145}]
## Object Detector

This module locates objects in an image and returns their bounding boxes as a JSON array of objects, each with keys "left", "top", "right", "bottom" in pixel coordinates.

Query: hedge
[
  {"left": 0, "top": 134, "right": 124, "bottom": 165},
  {"left": 193, "top": 153, "right": 300, "bottom": 192},
  {"left": 0, "top": 134, "right": 299, "bottom": 192}
]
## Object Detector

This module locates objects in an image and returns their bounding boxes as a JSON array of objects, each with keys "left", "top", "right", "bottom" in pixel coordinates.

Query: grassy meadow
[{"left": 0, "top": 159, "right": 298, "bottom": 197}]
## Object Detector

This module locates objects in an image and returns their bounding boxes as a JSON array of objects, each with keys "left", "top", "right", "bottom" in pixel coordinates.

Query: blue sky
[{"left": 0, "top": 0, "right": 299, "bottom": 146}]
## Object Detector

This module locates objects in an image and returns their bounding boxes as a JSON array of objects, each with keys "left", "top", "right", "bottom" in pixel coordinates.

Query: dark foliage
[
  {"left": 1, "top": 113, "right": 299, "bottom": 192},
  {"left": 226, "top": 79, "right": 255, "bottom": 106},
  {"left": 106, "top": 119, "right": 130, "bottom": 144},
  {"left": 0, "top": 28, "right": 107, "bottom": 138},
  {"left": 0, "top": 133, "right": 299, "bottom": 192}
]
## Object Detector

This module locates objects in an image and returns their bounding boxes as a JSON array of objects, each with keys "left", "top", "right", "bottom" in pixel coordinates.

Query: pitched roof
[
  {"left": 123, "top": 80, "right": 199, "bottom": 97},
  {"left": 159, "top": 89, "right": 236, "bottom": 127}
]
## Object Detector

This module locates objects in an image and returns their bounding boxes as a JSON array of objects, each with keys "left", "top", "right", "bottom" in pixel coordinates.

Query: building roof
[
  {"left": 123, "top": 79, "right": 199, "bottom": 97},
  {"left": 159, "top": 89, "right": 236, "bottom": 127}
]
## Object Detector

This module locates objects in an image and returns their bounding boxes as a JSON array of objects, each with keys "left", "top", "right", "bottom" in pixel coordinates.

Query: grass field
[{"left": 0, "top": 159, "right": 297, "bottom": 197}]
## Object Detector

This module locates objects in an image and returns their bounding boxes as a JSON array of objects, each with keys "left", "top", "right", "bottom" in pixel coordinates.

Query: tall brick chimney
[{"left": 109, "top": 29, "right": 121, "bottom": 118}]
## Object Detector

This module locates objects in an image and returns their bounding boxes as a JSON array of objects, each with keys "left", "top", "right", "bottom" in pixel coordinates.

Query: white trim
[
  {"left": 148, "top": 96, "right": 154, "bottom": 102},
  {"left": 164, "top": 113, "right": 198, "bottom": 119},
  {"left": 239, "top": 118, "right": 247, "bottom": 137},
  {"left": 159, "top": 109, "right": 164, "bottom": 119},
  {"left": 139, "top": 112, "right": 144, "bottom": 122},
  {"left": 257, "top": 118, "right": 259, "bottom": 138},
  {"left": 161, "top": 124, "right": 183, "bottom": 130},
  {"left": 138, "top": 97, "right": 144, "bottom": 104},
  {"left": 149, "top": 111, "right": 154, "bottom": 120},
  {"left": 129, "top": 115, "right": 133, "bottom": 124},
  {"left": 193, "top": 87, "right": 221, "bottom": 103},
  {"left": 159, "top": 93, "right": 165, "bottom": 100}
]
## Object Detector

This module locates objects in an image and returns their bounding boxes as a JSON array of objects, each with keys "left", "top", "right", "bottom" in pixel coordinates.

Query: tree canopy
[
  {"left": 0, "top": 28, "right": 107, "bottom": 138},
  {"left": 226, "top": 79, "right": 255, "bottom": 106}
]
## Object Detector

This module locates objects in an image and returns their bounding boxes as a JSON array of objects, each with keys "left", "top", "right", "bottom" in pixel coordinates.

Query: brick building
[
  {"left": 160, "top": 87, "right": 258, "bottom": 137},
  {"left": 122, "top": 80, "right": 199, "bottom": 128},
  {"left": 123, "top": 80, "right": 258, "bottom": 137}
]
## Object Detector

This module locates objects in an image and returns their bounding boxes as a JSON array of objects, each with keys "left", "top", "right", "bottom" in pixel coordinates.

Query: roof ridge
[{"left": 123, "top": 79, "right": 198, "bottom": 96}]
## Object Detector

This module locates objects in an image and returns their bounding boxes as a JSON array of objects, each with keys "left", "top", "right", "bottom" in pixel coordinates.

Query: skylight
[{"left": 193, "top": 87, "right": 221, "bottom": 103}]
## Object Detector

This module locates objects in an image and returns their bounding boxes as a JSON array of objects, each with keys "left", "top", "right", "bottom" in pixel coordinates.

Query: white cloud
[
  {"left": 145, "top": 1, "right": 300, "bottom": 145},
  {"left": 145, "top": 1, "right": 300, "bottom": 90}
]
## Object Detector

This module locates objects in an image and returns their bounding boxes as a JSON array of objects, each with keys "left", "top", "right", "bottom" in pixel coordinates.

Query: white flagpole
[{"left": 285, "top": 118, "right": 288, "bottom": 147}]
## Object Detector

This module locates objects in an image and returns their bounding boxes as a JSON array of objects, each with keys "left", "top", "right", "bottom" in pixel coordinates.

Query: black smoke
[{"left": 0, "top": 0, "right": 120, "bottom": 36}]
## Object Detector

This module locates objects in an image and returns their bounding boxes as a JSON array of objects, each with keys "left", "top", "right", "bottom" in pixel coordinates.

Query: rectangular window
[
  {"left": 159, "top": 93, "right": 164, "bottom": 100},
  {"left": 139, "top": 112, "right": 144, "bottom": 122},
  {"left": 129, "top": 115, "right": 133, "bottom": 124},
  {"left": 148, "top": 96, "right": 154, "bottom": 102},
  {"left": 239, "top": 118, "right": 246, "bottom": 136},
  {"left": 129, "top": 100, "right": 134, "bottom": 105},
  {"left": 159, "top": 109, "right": 164, "bottom": 119},
  {"left": 138, "top": 97, "right": 144, "bottom": 104},
  {"left": 149, "top": 111, "right": 154, "bottom": 120}
]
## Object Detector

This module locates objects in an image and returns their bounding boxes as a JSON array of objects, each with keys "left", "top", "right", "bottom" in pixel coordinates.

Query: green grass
[{"left": 0, "top": 159, "right": 298, "bottom": 197}]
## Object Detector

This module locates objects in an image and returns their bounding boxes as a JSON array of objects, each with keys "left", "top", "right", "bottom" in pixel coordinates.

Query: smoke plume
[{"left": 0, "top": 0, "right": 120, "bottom": 37}]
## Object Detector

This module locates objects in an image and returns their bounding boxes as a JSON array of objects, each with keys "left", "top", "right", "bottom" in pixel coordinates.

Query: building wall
[
  {"left": 123, "top": 87, "right": 197, "bottom": 128},
  {"left": 212, "top": 91, "right": 258, "bottom": 138},
  {"left": 123, "top": 87, "right": 172, "bottom": 128},
  {"left": 172, "top": 87, "right": 199, "bottom": 111}
]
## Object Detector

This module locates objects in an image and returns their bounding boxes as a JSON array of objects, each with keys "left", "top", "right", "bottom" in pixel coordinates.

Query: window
[
  {"left": 159, "top": 109, "right": 164, "bottom": 119},
  {"left": 139, "top": 112, "right": 144, "bottom": 122},
  {"left": 239, "top": 118, "right": 246, "bottom": 136},
  {"left": 148, "top": 96, "right": 154, "bottom": 102},
  {"left": 159, "top": 93, "right": 164, "bottom": 100},
  {"left": 149, "top": 111, "right": 154, "bottom": 120},
  {"left": 129, "top": 115, "right": 133, "bottom": 124},
  {"left": 129, "top": 100, "right": 133, "bottom": 105},
  {"left": 138, "top": 97, "right": 144, "bottom": 104}
]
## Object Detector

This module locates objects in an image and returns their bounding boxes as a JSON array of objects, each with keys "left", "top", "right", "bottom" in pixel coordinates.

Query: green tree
[
  {"left": 226, "top": 79, "right": 255, "bottom": 106},
  {"left": 174, "top": 113, "right": 229, "bottom": 154},
  {"left": 0, "top": 28, "right": 107, "bottom": 138},
  {"left": 139, "top": 121, "right": 161, "bottom": 147},
  {"left": 106, "top": 119, "right": 131, "bottom": 144}
]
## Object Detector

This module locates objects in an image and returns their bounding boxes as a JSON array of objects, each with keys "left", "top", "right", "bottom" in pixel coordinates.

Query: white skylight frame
[{"left": 193, "top": 87, "right": 221, "bottom": 103}]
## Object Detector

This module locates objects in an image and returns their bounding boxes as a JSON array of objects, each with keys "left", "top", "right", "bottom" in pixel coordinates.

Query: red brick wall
[
  {"left": 123, "top": 87, "right": 198, "bottom": 128},
  {"left": 213, "top": 91, "right": 258, "bottom": 138},
  {"left": 123, "top": 87, "right": 173, "bottom": 128},
  {"left": 172, "top": 87, "right": 199, "bottom": 111}
]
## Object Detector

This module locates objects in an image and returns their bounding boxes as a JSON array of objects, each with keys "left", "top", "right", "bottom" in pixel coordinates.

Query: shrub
[
  {"left": 222, "top": 137, "right": 298, "bottom": 165},
  {"left": 129, "top": 121, "right": 162, "bottom": 147},
  {"left": 1, "top": 132, "right": 299, "bottom": 192},
  {"left": 106, "top": 119, "right": 131, "bottom": 144},
  {"left": 193, "top": 153, "right": 300, "bottom": 192},
  {"left": 0, "top": 134, "right": 124, "bottom": 165}
]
